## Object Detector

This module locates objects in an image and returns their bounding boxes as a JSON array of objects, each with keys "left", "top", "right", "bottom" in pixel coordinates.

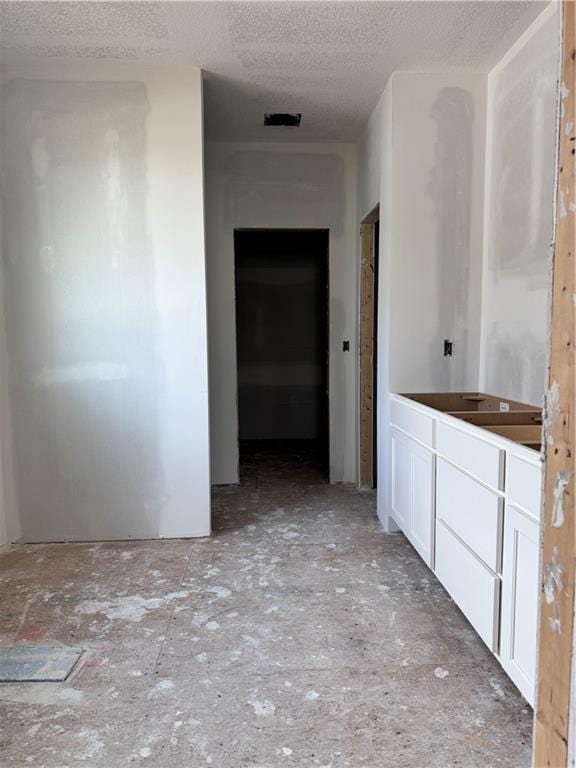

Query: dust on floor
[{"left": 0, "top": 459, "right": 531, "bottom": 767}]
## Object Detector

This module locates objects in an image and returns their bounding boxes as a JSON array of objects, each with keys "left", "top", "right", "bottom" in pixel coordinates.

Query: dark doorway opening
[{"left": 234, "top": 229, "right": 329, "bottom": 485}]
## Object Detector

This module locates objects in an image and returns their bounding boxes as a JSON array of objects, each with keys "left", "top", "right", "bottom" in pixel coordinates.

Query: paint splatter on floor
[{"left": 0, "top": 445, "right": 532, "bottom": 766}]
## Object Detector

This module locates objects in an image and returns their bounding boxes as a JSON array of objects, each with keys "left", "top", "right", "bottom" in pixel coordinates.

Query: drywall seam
[{"left": 477, "top": 58, "right": 496, "bottom": 393}]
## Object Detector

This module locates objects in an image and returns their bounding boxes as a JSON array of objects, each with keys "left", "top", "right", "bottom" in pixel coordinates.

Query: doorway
[
  {"left": 359, "top": 205, "right": 380, "bottom": 489},
  {"left": 234, "top": 229, "right": 329, "bottom": 484}
]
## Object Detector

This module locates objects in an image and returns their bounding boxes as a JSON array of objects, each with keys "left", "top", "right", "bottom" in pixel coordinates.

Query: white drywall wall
[
  {"left": 205, "top": 142, "right": 357, "bottom": 485},
  {"left": 357, "top": 73, "right": 487, "bottom": 526},
  {"left": 1, "top": 62, "right": 211, "bottom": 541},
  {"left": 357, "top": 92, "right": 385, "bottom": 222},
  {"left": 480, "top": 3, "right": 560, "bottom": 407},
  {"left": 389, "top": 72, "right": 487, "bottom": 394},
  {"left": 0, "top": 142, "right": 20, "bottom": 548},
  {"left": 0, "top": 243, "right": 19, "bottom": 548}
]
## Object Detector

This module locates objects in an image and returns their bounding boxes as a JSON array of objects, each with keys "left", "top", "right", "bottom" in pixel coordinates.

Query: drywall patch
[
  {"left": 485, "top": 325, "right": 545, "bottom": 406},
  {"left": 489, "top": 22, "right": 558, "bottom": 280},
  {"left": 221, "top": 151, "right": 345, "bottom": 237},
  {"left": 429, "top": 87, "right": 474, "bottom": 390},
  {"left": 482, "top": 7, "right": 560, "bottom": 406}
]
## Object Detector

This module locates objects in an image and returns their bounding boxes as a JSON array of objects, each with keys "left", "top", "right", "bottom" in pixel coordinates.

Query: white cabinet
[
  {"left": 391, "top": 427, "right": 409, "bottom": 529},
  {"left": 435, "top": 520, "right": 500, "bottom": 651},
  {"left": 507, "top": 454, "right": 543, "bottom": 520},
  {"left": 500, "top": 505, "right": 540, "bottom": 706},
  {"left": 406, "top": 438, "right": 435, "bottom": 567},
  {"left": 390, "top": 427, "right": 435, "bottom": 567},
  {"left": 391, "top": 398, "right": 434, "bottom": 448},
  {"left": 436, "top": 421, "right": 505, "bottom": 490},
  {"left": 436, "top": 458, "right": 503, "bottom": 572},
  {"left": 389, "top": 394, "right": 544, "bottom": 705}
]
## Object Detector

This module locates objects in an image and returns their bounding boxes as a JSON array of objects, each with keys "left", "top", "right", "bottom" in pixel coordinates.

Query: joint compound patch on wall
[
  {"left": 1, "top": 78, "right": 166, "bottom": 541},
  {"left": 388, "top": 73, "right": 485, "bottom": 395},
  {"left": 429, "top": 87, "right": 474, "bottom": 390},
  {"left": 221, "top": 151, "right": 345, "bottom": 237},
  {"left": 483, "top": 7, "right": 560, "bottom": 405}
]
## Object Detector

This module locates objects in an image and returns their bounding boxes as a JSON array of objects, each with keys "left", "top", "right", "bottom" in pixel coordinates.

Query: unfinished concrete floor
[{"left": 0, "top": 447, "right": 532, "bottom": 767}]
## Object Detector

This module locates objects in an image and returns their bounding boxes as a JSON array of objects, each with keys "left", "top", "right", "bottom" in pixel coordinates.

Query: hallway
[{"left": 0, "top": 473, "right": 531, "bottom": 767}]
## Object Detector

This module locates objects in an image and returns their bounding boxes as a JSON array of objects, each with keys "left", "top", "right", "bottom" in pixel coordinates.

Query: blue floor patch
[{"left": 0, "top": 644, "right": 83, "bottom": 682}]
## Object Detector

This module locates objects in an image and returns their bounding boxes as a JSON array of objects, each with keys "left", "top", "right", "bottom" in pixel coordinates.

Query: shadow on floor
[{"left": 239, "top": 439, "right": 329, "bottom": 488}]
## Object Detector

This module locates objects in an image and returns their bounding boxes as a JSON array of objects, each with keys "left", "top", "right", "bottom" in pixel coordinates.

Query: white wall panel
[
  {"left": 1, "top": 64, "right": 210, "bottom": 541},
  {"left": 481, "top": 4, "right": 560, "bottom": 406},
  {"left": 205, "top": 142, "right": 357, "bottom": 485}
]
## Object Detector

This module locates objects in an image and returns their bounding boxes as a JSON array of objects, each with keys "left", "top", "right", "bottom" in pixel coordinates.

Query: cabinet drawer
[
  {"left": 436, "top": 421, "right": 504, "bottom": 490},
  {"left": 436, "top": 459, "right": 503, "bottom": 572},
  {"left": 391, "top": 398, "right": 434, "bottom": 448},
  {"left": 507, "top": 454, "right": 543, "bottom": 522},
  {"left": 435, "top": 521, "right": 500, "bottom": 652}
]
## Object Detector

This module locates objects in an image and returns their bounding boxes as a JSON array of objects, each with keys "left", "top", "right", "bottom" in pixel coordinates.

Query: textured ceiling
[{"left": 1, "top": 1, "right": 550, "bottom": 141}]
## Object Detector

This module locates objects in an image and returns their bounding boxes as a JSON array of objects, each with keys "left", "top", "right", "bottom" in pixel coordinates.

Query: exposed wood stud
[
  {"left": 533, "top": 2, "right": 576, "bottom": 766},
  {"left": 359, "top": 206, "right": 379, "bottom": 489}
]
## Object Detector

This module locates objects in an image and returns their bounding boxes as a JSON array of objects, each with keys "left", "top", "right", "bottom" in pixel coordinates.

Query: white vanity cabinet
[
  {"left": 435, "top": 519, "right": 500, "bottom": 651},
  {"left": 389, "top": 393, "right": 543, "bottom": 705},
  {"left": 500, "top": 505, "right": 540, "bottom": 704},
  {"left": 499, "top": 454, "right": 542, "bottom": 705},
  {"left": 434, "top": 454, "right": 503, "bottom": 651},
  {"left": 390, "top": 426, "right": 435, "bottom": 567}
]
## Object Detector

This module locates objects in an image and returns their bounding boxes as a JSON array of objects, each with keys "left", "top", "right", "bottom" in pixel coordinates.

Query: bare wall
[
  {"left": 0, "top": 62, "right": 211, "bottom": 541},
  {"left": 480, "top": 3, "right": 560, "bottom": 407},
  {"left": 357, "top": 73, "right": 486, "bottom": 528},
  {"left": 389, "top": 72, "right": 487, "bottom": 395},
  {"left": 205, "top": 142, "right": 358, "bottom": 485}
]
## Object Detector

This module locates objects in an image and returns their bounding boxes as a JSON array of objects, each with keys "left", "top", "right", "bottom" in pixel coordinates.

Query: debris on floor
[
  {"left": 0, "top": 447, "right": 533, "bottom": 767},
  {"left": 0, "top": 644, "right": 83, "bottom": 682}
]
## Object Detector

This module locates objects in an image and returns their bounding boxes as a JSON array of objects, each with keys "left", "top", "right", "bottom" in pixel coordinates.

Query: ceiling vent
[{"left": 264, "top": 113, "right": 302, "bottom": 127}]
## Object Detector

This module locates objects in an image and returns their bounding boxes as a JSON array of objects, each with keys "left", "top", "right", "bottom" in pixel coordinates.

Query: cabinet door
[
  {"left": 500, "top": 505, "right": 540, "bottom": 705},
  {"left": 406, "top": 439, "right": 435, "bottom": 567},
  {"left": 390, "top": 427, "right": 408, "bottom": 528}
]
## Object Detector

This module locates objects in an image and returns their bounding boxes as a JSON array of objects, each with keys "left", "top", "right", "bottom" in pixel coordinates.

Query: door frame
[{"left": 359, "top": 205, "right": 380, "bottom": 489}]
